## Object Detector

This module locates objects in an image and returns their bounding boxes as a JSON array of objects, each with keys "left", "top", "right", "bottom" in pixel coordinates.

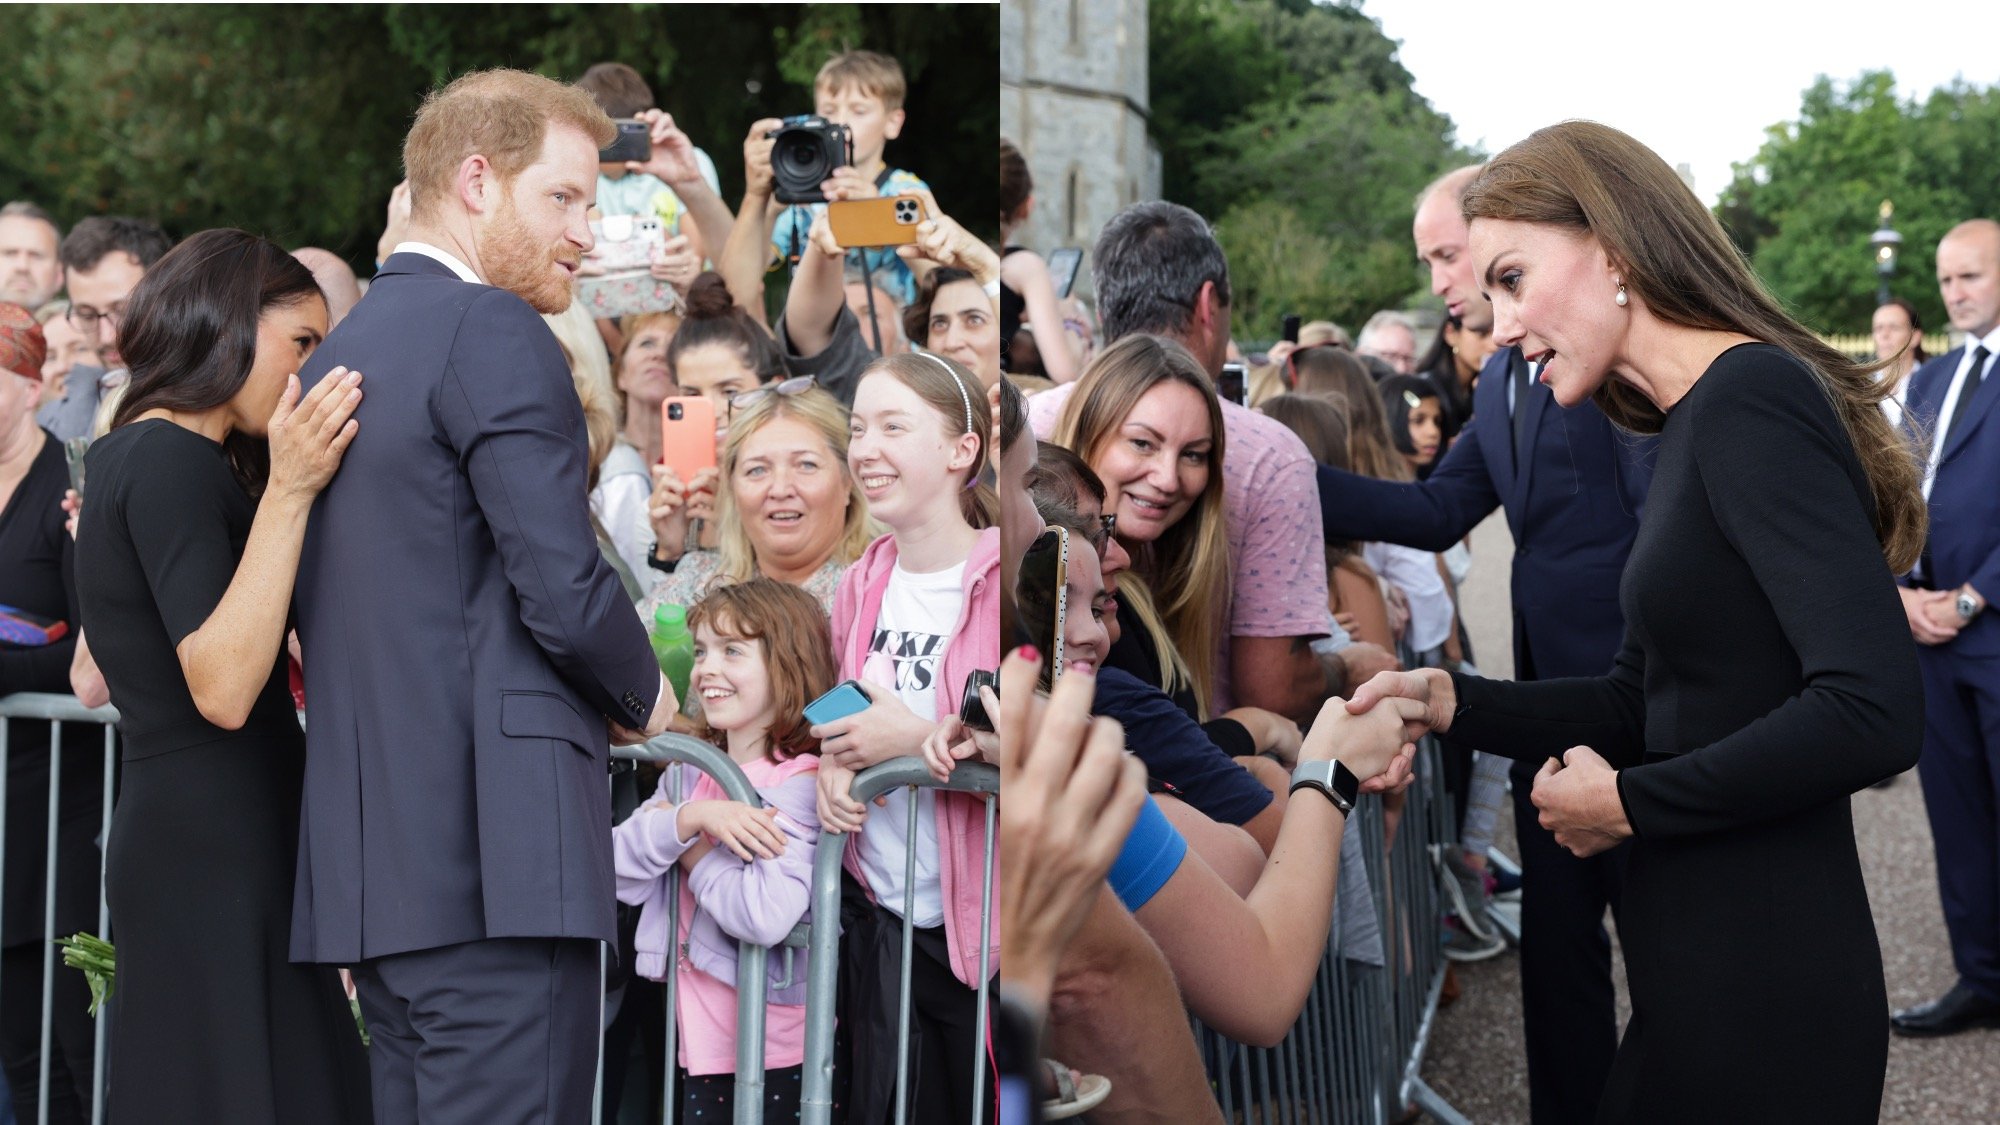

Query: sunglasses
[
  {"left": 1019, "top": 525, "right": 1072, "bottom": 681},
  {"left": 728, "top": 375, "right": 816, "bottom": 418}
]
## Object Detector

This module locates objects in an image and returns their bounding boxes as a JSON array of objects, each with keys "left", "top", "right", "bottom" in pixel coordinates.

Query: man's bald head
[
  {"left": 1937, "top": 219, "right": 2000, "bottom": 338},
  {"left": 292, "top": 248, "right": 362, "bottom": 327},
  {"left": 1413, "top": 164, "right": 1490, "bottom": 331}
]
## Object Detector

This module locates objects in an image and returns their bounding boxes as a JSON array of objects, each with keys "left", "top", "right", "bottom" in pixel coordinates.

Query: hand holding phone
[
  {"left": 828, "top": 196, "right": 927, "bottom": 248},
  {"left": 647, "top": 463, "right": 718, "bottom": 564}
]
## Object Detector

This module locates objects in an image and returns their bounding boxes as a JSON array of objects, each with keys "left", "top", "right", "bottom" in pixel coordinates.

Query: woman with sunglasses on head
[{"left": 639, "top": 380, "right": 879, "bottom": 618}]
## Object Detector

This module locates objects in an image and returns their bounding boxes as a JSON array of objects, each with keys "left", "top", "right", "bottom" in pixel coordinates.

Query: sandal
[{"left": 1043, "top": 1058, "right": 1112, "bottom": 1120}]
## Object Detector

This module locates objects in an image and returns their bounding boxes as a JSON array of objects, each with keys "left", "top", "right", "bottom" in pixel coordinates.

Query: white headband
[{"left": 918, "top": 351, "right": 977, "bottom": 435}]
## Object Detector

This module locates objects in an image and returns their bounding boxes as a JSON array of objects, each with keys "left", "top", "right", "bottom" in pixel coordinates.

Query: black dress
[
  {"left": 0, "top": 429, "right": 102, "bottom": 1123},
  {"left": 1443, "top": 345, "right": 1923, "bottom": 1123},
  {"left": 73, "top": 421, "right": 370, "bottom": 1124}
]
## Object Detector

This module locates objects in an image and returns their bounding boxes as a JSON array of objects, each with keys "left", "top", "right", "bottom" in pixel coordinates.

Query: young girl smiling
[{"left": 611, "top": 579, "right": 838, "bottom": 1121}]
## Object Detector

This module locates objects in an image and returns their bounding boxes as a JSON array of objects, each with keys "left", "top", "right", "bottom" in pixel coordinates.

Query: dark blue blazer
[
  {"left": 1900, "top": 345, "right": 2000, "bottom": 657},
  {"left": 1318, "top": 347, "right": 1653, "bottom": 679},
  {"left": 290, "top": 253, "right": 662, "bottom": 962}
]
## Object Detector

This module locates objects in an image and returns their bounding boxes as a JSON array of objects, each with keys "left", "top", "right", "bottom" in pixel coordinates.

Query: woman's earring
[{"left": 1615, "top": 283, "right": 1629, "bottom": 307}]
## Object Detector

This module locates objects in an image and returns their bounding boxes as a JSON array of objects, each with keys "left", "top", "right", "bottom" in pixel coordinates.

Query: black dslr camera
[{"left": 766, "top": 115, "right": 854, "bottom": 204}]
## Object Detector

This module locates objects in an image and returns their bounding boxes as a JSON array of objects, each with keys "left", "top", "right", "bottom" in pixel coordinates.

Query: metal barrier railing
[
  {"left": 1185, "top": 718, "right": 1473, "bottom": 1120},
  {"left": 0, "top": 692, "right": 120, "bottom": 1125},
  {"left": 602, "top": 734, "right": 815, "bottom": 1125},
  {"left": 799, "top": 758, "right": 1000, "bottom": 1125}
]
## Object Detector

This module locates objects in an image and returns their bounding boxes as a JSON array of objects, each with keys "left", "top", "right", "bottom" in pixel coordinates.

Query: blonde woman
[
  {"left": 639, "top": 382, "right": 878, "bottom": 618},
  {"left": 1053, "top": 333, "right": 1231, "bottom": 717}
]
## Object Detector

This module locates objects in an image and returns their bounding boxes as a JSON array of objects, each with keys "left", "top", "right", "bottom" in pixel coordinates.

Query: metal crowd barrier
[
  {"left": 799, "top": 757, "right": 1000, "bottom": 1125},
  {"left": 602, "top": 734, "right": 813, "bottom": 1125},
  {"left": 1185, "top": 671, "right": 1474, "bottom": 1121},
  {"left": 0, "top": 692, "right": 121, "bottom": 1125}
]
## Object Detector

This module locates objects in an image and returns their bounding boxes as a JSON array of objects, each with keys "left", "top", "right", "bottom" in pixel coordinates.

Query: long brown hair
[
  {"left": 686, "top": 579, "right": 838, "bottom": 760},
  {"left": 1292, "top": 345, "right": 1409, "bottom": 482},
  {"left": 1053, "top": 333, "right": 1230, "bottom": 714},
  {"left": 1462, "top": 121, "right": 1926, "bottom": 571}
]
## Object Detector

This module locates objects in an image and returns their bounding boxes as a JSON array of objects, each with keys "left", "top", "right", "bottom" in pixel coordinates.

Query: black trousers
[
  {"left": 1914, "top": 646, "right": 2000, "bottom": 1001},
  {"left": 1511, "top": 760, "right": 1628, "bottom": 1125},
  {"left": 353, "top": 936, "right": 600, "bottom": 1125},
  {"left": 682, "top": 1064, "right": 804, "bottom": 1122},
  {"left": 0, "top": 942, "right": 97, "bottom": 1125}
]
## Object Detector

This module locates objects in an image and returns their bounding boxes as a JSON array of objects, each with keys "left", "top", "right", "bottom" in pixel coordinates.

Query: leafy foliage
[
  {"left": 1718, "top": 72, "right": 2000, "bottom": 333},
  {"left": 1147, "top": 0, "right": 1473, "bottom": 339},
  {"left": 0, "top": 4, "right": 997, "bottom": 274}
]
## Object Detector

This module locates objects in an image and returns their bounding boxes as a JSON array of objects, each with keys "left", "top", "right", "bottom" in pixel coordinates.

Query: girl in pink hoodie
[
  {"left": 813, "top": 353, "right": 1001, "bottom": 1124},
  {"left": 612, "top": 580, "right": 839, "bottom": 1121}
]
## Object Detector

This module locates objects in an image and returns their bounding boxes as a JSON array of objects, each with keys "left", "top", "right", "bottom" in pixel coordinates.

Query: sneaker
[
  {"left": 1487, "top": 864, "right": 1522, "bottom": 900},
  {"left": 1441, "top": 919, "right": 1506, "bottom": 962},
  {"left": 1431, "top": 844, "right": 1495, "bottom": 941}
]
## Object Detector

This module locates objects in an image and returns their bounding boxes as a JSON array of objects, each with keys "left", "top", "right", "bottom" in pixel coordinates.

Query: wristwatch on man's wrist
[
  {"left": 1957, "top": 588, "right": 1984, "bottom": 622},
  {"left": 1290, "top": 759, "right": 1360, "bottom": 815}
]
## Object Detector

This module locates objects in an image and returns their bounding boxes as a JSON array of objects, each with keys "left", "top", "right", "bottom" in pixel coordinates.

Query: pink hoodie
[{"left": 829, "top": 527, "right": 1002, "bottom": 988}]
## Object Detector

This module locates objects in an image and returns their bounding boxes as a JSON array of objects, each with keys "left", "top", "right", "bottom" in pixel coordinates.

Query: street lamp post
[{"left": 1871, "top": 199, "right": 1902, "bottom": 309}]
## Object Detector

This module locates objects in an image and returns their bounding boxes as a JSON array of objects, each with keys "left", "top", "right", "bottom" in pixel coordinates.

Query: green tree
[
  {"left": 0, "top": 4, "right": 997, "bottom": 284},
  {"left": 1147, "top": 0, "right": 1472, "bottom": 338},
  {"left": 1717, "top": 71, "right": 2000, "bottom": 334}
]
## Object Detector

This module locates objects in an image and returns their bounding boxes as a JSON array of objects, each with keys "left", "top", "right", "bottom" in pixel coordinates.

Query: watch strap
[{"left": 1290, "top": 759, "right": 1360, "bottom": 815}]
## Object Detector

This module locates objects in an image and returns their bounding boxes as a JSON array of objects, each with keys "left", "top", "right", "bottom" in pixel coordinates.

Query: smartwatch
[
  {"left": 1290, "top": 759, "right": 1360, "bottom": 815},
  {"left": 1957, "top": 590, "right": 1982, "bottom": 623}
]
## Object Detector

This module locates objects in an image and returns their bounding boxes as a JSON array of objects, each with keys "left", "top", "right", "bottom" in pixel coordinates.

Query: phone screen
[
  {"left": 1218, "top": 363, "right": 1249, "bottom": 407},
  {"left": 1046, "top": 248, "right": 1083, "bottom": 299}
]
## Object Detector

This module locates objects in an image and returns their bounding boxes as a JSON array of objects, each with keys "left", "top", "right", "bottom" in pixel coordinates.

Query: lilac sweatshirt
[{"left": 612, "top": 755, "right": 822, "bottom": 1005}]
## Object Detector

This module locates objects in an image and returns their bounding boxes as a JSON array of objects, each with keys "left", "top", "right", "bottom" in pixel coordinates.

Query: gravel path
[{"left": 1419, "top": 512, "right": 1999, "bottom": 1123}]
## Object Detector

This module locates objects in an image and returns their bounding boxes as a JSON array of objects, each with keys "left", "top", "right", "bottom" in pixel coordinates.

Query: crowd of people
[
  {"left": 996, "top": 120, "right": 2000, "bottom": 1125},
  {"left": 1, "top": 50, "right": 1006, "bottom": 1125},
  {"left": 3, "top": 39, "right": 1999, "bottom": 1125}
]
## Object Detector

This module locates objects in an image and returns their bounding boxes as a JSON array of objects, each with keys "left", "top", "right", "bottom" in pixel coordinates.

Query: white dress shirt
[
  {"left": 1921, "top": 324, "right": 2000, "bottom": 503},
  {"left": 391, "top": 241, "right": 482, "bottom": 285}
]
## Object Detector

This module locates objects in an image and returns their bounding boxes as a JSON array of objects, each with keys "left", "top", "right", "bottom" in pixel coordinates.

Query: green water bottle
[{"left": 650, "top": 604, "right": 695, "bottom": 708}]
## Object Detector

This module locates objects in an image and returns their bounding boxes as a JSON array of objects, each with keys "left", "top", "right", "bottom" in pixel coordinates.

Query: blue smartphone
[{"left": 804, "top": 680, "right": 872, "bottom": 726}]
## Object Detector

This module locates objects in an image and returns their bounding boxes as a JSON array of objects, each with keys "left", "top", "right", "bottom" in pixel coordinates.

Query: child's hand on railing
[
  {"left": 921, "top": 715, "right": 996, "bottom": 783},
  {"left": 678, "top": 798, "right": 787, "bottom": 861}
]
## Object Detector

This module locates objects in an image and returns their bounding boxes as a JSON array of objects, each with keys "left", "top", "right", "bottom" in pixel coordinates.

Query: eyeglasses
[
  {"left": 728, "top": 375, "right": 816, "bottom": 418},
  {"left": 66, "top": 303, "right": 127, "bottom": 333},
  {"left": 1083, "top": 512, "right": 1116, "bottom": 558}
]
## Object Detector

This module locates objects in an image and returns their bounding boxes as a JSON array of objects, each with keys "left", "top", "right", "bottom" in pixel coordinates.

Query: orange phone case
[
  {"left": 659, "top": 396, "right": 718, "bottom": 482},
  {"left": 827, "top": 196, "right": 928, "bottom": 248}
]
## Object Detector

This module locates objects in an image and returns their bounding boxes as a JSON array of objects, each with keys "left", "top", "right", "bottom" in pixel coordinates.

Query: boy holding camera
[{"left": 768, "top": 50, "right": 929, "bottom": 309}]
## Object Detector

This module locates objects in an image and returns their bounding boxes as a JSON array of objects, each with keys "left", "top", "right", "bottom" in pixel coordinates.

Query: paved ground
[{"left": 1420, "top": 512, "right": 2000, "bottom": 1123}]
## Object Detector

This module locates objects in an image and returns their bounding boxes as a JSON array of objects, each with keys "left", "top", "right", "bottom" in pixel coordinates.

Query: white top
[
  {"left": 391, "top": 241, "right": 481, "bottom": 284},
  {"left": 1921, "top": 325, "right": 2000, "bottom": 503},
  {"left": 853, "top": 559, "right": 966, "bottom": 929},
  {"left": 590, "top": 442, "right": 655, "bottom": 586},
  {"left": 1363, "top": 541, "right": 1456, "bottom": 655}
]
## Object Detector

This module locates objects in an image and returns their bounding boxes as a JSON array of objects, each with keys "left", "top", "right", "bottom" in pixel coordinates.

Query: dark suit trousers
[
  {"left": 353, "top": 937, "right": 600, "bottom": 1125},
  {"left": 1914, "top": 645, "right": 2000, "bottom": 1002},
  {"left": 1511, "top": 640, "right": 1628, "bottom": 1125}
]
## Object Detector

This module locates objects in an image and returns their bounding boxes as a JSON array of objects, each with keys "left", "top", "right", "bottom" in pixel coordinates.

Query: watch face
[{"left": 1960, "top": 594, "right": 1978, "bottom": 620}]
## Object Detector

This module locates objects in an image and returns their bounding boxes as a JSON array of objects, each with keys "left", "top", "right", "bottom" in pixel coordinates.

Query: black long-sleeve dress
[
  {"left": 73, "top": 420, "right": 370, "bottom": 1124},
  {"left": 1443, "top": 344, "right": 1923, "bottom": 1123}
]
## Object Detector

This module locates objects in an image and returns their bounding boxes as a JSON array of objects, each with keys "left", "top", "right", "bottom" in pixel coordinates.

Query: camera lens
[{"left": 668, "top": 404, "right": 683, "bottom": 420}]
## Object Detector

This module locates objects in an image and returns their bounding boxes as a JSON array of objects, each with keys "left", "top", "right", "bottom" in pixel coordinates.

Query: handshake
[{"left": 1303, "top": 668, "right": 1459, "bottom": 794}]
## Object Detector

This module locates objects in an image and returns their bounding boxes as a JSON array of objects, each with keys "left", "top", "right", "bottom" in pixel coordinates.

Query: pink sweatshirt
[{"left": 829, "top": 527, "right": 1002, "bottom": 988}]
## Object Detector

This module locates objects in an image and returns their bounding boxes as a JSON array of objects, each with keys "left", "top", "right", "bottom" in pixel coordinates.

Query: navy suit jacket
[
  {"left": 1318, "top": 347, "right": 1654, "bottom": 679},
  {"left": 290, "top": 253, "right": 662, "bottom": 962},
  {"left": 1900, "top": 345, "right": 2000, "bottom": 657}
]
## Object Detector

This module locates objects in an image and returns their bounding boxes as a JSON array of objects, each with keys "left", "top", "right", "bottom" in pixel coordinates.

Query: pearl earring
[{"left": 1615, "top": 283, "right": 1628, "bottom": 307}]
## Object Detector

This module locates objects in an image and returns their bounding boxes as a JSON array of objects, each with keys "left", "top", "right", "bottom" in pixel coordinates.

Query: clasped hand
[{"left": 1530, "top": 749, "right": 1631, "bottom": 857}]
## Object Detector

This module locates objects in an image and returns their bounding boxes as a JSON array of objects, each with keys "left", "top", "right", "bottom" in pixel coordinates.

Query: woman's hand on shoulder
[{"left": 267, "top": 368, "right": 363, "bottom": 504}]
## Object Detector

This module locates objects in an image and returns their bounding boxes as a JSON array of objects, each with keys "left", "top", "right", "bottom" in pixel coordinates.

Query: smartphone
[
  {"left": 660, "top": 397, "right": 718, "bottom": 483},
  {"left": 599, "top": 119, "right": 651, "bottom": 165},
  {"left": 1020, "top": 526, "right": 1071, "bottom": 677},
  {"left": 1045, "top": 247, "right": 1083, "bottom": 299},
  {"left": 1281, "top": 314, "right": 1301, "bottom": 345},
  {"left": 827, "top": 196, "right": 928, "bottom": 248},
  {"left": 960, "top": 669, "right": 998, "bottom": 733},
  {"left": 1218, "top": 362, "right": 1249, "bottom": 408},
  {"left": 804, "top": 680, "right": 873, "bottom": 727}
]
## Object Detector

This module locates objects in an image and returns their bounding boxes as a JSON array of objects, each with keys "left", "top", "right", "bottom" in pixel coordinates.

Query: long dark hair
[
  {"left": 1464, "top": 121, "right": 1926, "bottom": 572},
  {"left": 1877, "top": 298, "right": 1927, "bottom": 365},
  {"left": 111, "top": 229, "right": 325, "bottom": 495}
]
